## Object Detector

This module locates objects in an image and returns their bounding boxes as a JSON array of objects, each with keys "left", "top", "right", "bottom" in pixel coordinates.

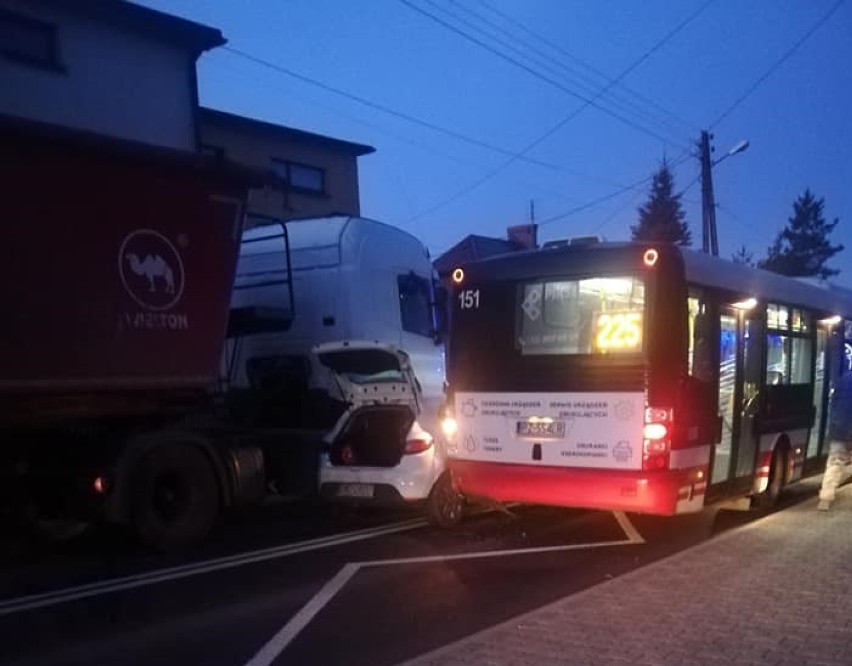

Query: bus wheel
[
  {"left": 130, "top": 443, "right": 220, "bottom": 551},
  {"left": 426, "top": 472, "right": 464, "bottom": 528},
  {"left": 755, "top": 447, "right": 787, "bottom": 510}
]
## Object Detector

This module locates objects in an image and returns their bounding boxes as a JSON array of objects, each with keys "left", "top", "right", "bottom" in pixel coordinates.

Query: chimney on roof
[{"left": 507, "top": 223, "right": 538, "bottom": 249}]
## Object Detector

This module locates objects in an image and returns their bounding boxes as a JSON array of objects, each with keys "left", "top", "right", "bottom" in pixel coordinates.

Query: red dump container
[{"left": 0, "top": 119, "right": 254, "bottom": 422}]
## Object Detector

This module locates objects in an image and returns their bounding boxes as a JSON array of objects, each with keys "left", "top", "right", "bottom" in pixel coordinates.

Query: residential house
[
  {"left": 199, "top": 107, "right": 375, "bottom": 224},
  {"left": 433, "top": 224, "right": 539, "bottom": 285},
  {"left": 0, "top": 0, "right": 221, "bottom": 151}
]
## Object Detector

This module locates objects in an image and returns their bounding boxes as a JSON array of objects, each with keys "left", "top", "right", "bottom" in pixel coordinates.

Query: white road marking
[
  {"left": 362, "top": 539, "right": 635, "bottom": 567},
  {"left": 245, "top": 563, "right": 361, "bottom": 666},
  {"left": 0, "top": 518, "right": 427, "bottom": 617},
  {"left": 244, "top": 511, "right": 646, "bottom": 665},
  {"left": 613, "top": 511, "right": 645, "bottom": 543}
]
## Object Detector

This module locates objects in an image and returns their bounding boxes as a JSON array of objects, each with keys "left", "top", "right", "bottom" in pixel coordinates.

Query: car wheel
[
  {"left": 130, "top": 443, "right": 219, "bottom": 551},
  {"left": 426, "top": 471, "right": 464, "bottom": 528}
]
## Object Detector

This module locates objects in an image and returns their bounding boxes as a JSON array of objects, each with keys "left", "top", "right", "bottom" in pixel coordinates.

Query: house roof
[
  {"left": 199, "top": 108, "right": 376, "bottom": 157},
  {"left": 43, "top": 0, "right": 225, "bottom": 54},
  {"left": 433, "top": 234, "right": 520, "bottom": 275},
  {"left": 0, "top": 112, "right": 264, "bottom": 187}
]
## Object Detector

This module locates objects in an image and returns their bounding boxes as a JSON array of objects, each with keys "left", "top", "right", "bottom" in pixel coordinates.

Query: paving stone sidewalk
[{"left": 401, "top": 486, "right": 852, "bottom": 666}]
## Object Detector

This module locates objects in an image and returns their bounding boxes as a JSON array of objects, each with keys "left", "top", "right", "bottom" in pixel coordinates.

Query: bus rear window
[{"left": 516, "top": 276, "right": 645, "bottom": 356}]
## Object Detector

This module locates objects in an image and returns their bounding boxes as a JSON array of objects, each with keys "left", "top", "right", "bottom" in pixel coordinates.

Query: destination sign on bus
[{"left": 594, "top": 310, "right": 642, "bottom": 352}]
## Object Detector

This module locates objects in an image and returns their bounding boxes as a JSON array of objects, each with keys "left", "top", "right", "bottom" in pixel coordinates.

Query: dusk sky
[{"left": 140, "top": 1, "right": 852, "bottom": 283}]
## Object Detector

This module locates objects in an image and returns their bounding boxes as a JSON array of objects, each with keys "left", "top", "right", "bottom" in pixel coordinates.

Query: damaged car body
[{"left": 315, "top": 341, "right": 463, "bottom": 526}]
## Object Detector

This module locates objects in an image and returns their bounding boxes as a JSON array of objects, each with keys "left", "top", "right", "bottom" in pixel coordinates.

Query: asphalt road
[{"left": 0, "top": 482, "right": 817, "bottom": 666}]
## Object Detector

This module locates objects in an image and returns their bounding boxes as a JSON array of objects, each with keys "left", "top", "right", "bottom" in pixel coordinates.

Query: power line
[
  {"left": 204, "top": 52, "right": 498, "bottom": 172},
  {"left": 590, "top": 187, "right": 648, "bottom": 236},
  {"left": 711, "top": 0, "right": 845, "bottom": 128},
  {"left": 437, "top": 0, "right": 694, "bottom": 143},
  {"left": 219, "top": 45, "right": 627, "bottom": 189},
  {"left": 471, "top": 0, "right": 700, "bottom": 136},
  {"left": 677, "top": 172, "right": 702, "bottom": 198},
  {"left": 403, "top": 1, "right": 710, "bottom": 222},
  {"left": 538, "top": 151, "right": 693, "bottom": 227},
  {"left": 716, "top": 203, "right": 768, "bottom": 246},
  {"left": 537, "top": 175, "right": 654, "bottom": 226},
  {"left": 400, "top": 0, "right": 699, "bottom": 150},
  {"left": 221, "top": 45, "right": 560, "bottom": 170}
]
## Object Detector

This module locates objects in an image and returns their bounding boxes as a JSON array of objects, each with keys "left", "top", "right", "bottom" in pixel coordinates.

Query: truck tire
[
  {"left": 130, "top": 443, "right": 220, "bottom": 550},
  {"left": 426, "top": 471, "right": 464, "bottom": 528}
]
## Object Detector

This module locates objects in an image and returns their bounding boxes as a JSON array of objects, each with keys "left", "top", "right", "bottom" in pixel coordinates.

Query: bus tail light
[
  {"left": 643, "top": 406, "right": 672, "bottom": 471},
  {"left": 643, "top": 248, "right": 659, "bottom": 267},
  {"left": 441, "top": 415, "right": 458, "bottom": 438},
  {"left": 440, "top": 402, "right": 458, "bottom": 439}
]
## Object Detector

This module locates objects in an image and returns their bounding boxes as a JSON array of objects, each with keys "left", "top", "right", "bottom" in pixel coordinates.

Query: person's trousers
[{"left": 819, "top": 439, "right": 852, "bottom": 502}]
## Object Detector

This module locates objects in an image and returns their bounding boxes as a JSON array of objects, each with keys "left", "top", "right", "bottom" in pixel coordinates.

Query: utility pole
[
  {"left": 699, "top": 130, "right": 718, "bottom": 256},
  {"left": 699, "top": 132, "right": 749, "bottom": 256}
]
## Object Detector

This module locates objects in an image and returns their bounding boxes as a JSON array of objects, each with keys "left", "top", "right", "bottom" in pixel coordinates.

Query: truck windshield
[{"left": 516, "top": 276, "right": 645, "bottom": 356}]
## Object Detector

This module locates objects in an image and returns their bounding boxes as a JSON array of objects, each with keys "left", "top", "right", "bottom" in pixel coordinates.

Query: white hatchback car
[{"left": 314, "top": 341, "right": 463, "bottom": 526}]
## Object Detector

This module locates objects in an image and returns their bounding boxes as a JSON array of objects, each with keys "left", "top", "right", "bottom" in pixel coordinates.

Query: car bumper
[{"left": 319, "top": 449, "right": 443, "bottom": 502}]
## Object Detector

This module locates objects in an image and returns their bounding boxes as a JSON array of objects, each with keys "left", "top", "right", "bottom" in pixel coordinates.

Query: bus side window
[
  {"left": 684, "top": 298, "right": 716, "bottom": 435},
  {"left": 691, "top": 311, "right": 714, "bottom": 384}
]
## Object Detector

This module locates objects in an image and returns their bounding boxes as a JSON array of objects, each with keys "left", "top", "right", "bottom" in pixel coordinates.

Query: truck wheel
[
  {"left": 130, "top": 443, "right": 219, "bottom": 550},
  {"left": 426, "top": 472, "right": 464, "bottom": 528},
  {"left": 754, "top": 447, "right": 786, "bottom": 510}
]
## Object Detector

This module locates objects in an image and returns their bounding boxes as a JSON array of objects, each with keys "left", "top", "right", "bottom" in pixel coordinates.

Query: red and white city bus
[{"left": 441, "top": 241, "right": 852, "bottom": 515}]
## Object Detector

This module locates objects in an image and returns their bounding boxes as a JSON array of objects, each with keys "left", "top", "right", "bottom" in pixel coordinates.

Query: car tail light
[
  {"left": 340, "top": 445, "right": 357, "bottom": 465},
  {"left": 405, "top": 420, "right": 434, "bottom": 455},
  {"left": 405, "top": 437, "right": 433, "bottom": 454},
  {"left": 643, "top": 406, "right": 672, "bottom": 471}
]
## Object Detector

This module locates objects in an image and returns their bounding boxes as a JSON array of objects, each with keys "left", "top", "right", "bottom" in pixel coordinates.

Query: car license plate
[
  {"left": 337, "top": 483, "right": 375, "bottom": 499},
  {"left": 516, "top": 420, "right": 565, "bottom": 438}
]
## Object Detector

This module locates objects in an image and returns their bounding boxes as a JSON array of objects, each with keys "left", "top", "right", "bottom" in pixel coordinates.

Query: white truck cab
[{"left": 225, "top": 216, "right": 460, "bottom": 523}]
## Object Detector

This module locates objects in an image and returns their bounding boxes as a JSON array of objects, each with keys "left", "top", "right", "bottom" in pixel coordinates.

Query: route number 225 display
[{"left": 594, "top": 311, "right": 642, "bottom": 352}]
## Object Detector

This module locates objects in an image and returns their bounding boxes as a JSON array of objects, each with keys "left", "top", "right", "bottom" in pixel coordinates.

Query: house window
[
  {"left": 0, "top": 8, "right": 59, "bottom": 69},
  {"left": 271, "top": 159, "right": 325, "bottom": 195}
]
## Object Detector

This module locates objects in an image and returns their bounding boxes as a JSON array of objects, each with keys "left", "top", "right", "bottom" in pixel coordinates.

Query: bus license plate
[
  {"left": 337, "top": 484, "right": 375, "bottom": 499},
  {"left": 517, "top": 421, "right": 565, "bottom": 438}
]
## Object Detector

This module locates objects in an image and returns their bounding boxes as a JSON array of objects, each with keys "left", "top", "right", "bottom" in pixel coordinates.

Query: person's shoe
[{"left": 817, "top": 500, "right": 832, "bottom": 511}]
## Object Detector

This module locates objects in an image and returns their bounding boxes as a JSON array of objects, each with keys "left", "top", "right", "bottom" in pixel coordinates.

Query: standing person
[{"left": 817, "top": 366, "right": 852, "bottom": 511}]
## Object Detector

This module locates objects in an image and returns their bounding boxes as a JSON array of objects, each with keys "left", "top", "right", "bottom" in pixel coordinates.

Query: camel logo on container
[{"left": 119, "top": 230, "right": 185, "bottom": 311}]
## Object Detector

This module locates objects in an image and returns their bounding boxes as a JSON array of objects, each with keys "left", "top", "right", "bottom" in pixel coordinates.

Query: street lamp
[
  {"left": 700, "top": 132, "right": 749, "bottom": 256},
  {"left": 714, "top": 139, "right": 750, "bottom": 166}
]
